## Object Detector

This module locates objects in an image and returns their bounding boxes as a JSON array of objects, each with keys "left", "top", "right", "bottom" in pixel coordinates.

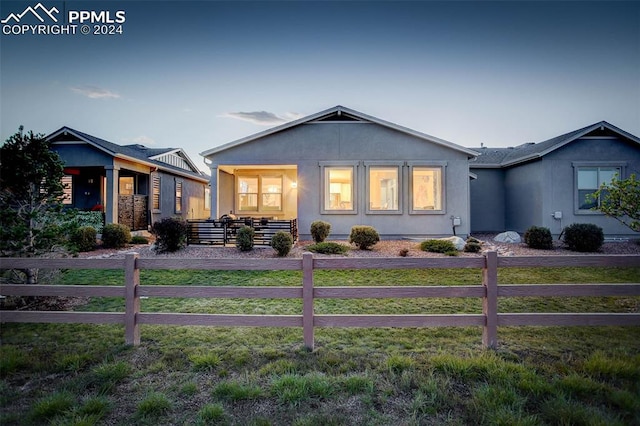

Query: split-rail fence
[{"left": 1, "top": 252, "right": 639, "bottom": 349}]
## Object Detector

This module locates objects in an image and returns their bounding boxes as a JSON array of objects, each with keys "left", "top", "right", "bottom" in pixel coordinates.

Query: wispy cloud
[
  {"left": 222, "top": 110, "right": 303, "bottom": 125},
  {"left": 70, "top": 85, "right": 121, "bottom": 99},
  {"left": 124, "top": 135, "right": 156, "bottom": 146}
]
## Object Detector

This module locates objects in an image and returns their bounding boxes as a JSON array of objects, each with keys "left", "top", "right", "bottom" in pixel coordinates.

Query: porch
[{"left": 188, "top": 217, "right": 298, "bottom": 246}]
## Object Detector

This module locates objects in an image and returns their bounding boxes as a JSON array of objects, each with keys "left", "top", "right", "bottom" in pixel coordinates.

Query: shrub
[
  {"left": 236, "top": 226, "right": 255, "bottom": 251},
  {"left": 131, "top": 235, "right": 149, "bottom": 244},
  {"left": 463, "top": 240, "right": 482, "bottom": 253},
  {"left": 349, "top": 226, "right": 380, "bottom": 250},
  {"left": 420, "top": 239, "right": 457, "bottom": 253},
  {"left": 101, "top": 223, "right": 131, "bottom": 249},
  {"left": 524, "top": 226, "right": 553, "bottom": 250},
  {"left": 271, "top": 231, "right": 293, "bottom": 257},
  {"left": 306, "top": 242, "right": 350, "bottom": 255},
  {"left": 563, "top": 223, "right": 604, "bottom": 252},
  {"left": 310, "top": 220, "right": 331, "bottom": 243},
  {"left": 70, "top": 226, "right": 97, "bottom": 252},
  {"left": 151, "top": 217, "right": 188, "bottom": 253}
]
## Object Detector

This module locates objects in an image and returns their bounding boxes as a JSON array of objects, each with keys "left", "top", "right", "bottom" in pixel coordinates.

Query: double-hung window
[
  {"left": 366, "top": 162, "right": 402, "bottom": 214},
  {"left": 409, "top": 163, "right": 445, "bottom": 214},
  {"left": 575, "top": 165, "right": 621, "bottom": 212},
  {"left": 321, "top": 162, "right": 357, "bottom": 214}
]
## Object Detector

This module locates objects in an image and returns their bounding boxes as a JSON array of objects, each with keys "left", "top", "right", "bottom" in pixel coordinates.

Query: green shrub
[
  {"left": 70, "top": 226, "right": 97, "bottom": 252},
  {"left": 101, "top": 223, "right": 131, "bottom": 249},
  {"left": 349, "top": 226, "right": 380, "bottom": 250},
  {"left": 131, "top": 235, "right": 149, "bottom": 244},
  {"left": 420, "top": 239, "right": 457, "bottom": 253},
  {"left": 563, "top": 223, "right": 604, "bottom": 252},
  {"left": 524, "top": 226, "right": 553, "bottom": 249},
  {"left": 271, "top": 231, "right": 293, "bottom": 256},
  {"left": 151, "top": 217, "right": 188, "bottom": 253},
  {"left": 463, "top": 241, "right": 482, "bottom": 253},
  {"left": 306, "top": 242, "right": 350, "bottom": 255},
  {"left": 310, "top": 220, "right": 331, "bottom": 243},
  {"left": 236, "top": 226, "right": 255, "bottom": 251}
]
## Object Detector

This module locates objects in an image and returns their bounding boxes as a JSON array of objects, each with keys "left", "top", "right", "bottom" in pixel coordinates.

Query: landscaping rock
[
  {"left": 494, "top": 231, "right": 521, "bottom": 243},
  {"left": 438, "top": 236, "right": 466, "bottom": 250}
]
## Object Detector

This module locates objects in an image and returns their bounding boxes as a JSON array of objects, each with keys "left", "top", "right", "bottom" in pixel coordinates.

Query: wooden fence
[{"left": 1, "top": 253, "right": 639, "bottom": 349}]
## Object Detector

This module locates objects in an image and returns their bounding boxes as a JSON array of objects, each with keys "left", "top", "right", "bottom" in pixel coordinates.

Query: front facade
[
  {"left": 470, "top": 121, "right": 640, "bottom": 237},
  {"left": 48, "top": 127, "right": 210, "bottom": 230},
  {"left": 201, "top": 106, "right": 478, "bottom": 240}
]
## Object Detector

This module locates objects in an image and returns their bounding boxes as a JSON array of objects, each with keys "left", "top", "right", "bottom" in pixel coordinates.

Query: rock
[
  {"left": 494, "top": 231, "right": 521, "bottom": 243},
  {"left": 438, "top": 236, "right": 466, "bottom": 250}
]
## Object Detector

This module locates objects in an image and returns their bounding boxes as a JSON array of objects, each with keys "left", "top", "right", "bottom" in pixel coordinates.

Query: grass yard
[{"left": 1, "top": 266, "right": 639, "bottom": 425}]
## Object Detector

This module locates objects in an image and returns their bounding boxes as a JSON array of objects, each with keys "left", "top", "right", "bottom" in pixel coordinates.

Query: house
[
  {"left": 470, "top": 121, "right": 640, "bottom": 237},
  {"left": 200, "top": 105, "right": 479, "bottom": 240},
  {"left": 47, "top": 126, "right": 210, "bottom": 230}
]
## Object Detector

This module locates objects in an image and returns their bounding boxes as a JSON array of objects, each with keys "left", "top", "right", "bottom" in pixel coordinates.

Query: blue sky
[{"left": 1, "top": 1, "right": 639, "bottom": 173}]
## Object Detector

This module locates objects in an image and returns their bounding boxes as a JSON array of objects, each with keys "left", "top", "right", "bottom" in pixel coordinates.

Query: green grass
[{"left": 1, "top": 266, "right": 638, "bottom": 425}]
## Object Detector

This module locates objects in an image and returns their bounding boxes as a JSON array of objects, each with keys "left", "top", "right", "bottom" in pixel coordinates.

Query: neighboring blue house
[
  {"left": 47, "top": 127, "right": 210, "bottom": 230},
  {"left": 201, "top": 105, "right": 479, "bottom": 240},
  {"left": 470, "top": 121, "right": 640, "bottom": 237}
]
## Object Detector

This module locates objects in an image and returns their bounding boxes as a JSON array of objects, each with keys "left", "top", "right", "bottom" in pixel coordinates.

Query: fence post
[
  {"left": 302, "top": 252, "right": 314, "bottom": 351},
  {"left": 482, "top": 251, "right": 498, "bottom": 349},
  {"left": 125, "top": 252, "right": 140, "bottom": 346}
]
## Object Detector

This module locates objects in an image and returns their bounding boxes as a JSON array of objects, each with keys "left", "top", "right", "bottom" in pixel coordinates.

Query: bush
[
  {"left": 271, "top": 231, "right": 293, "bottom": 257},
  {"left": 349, "top": 226, "right": 380, "bottom": 250},
  {"left": 101, "top": 224, "right": 131, "bottom": 249},
  {"left": 151, "top": 217, "right": 188, "bottom": 253},
  {"left": 310, "top": 220, "right": 331, "bottom": 243},
  {"left": 306, "top": 242, "right": 350, "bottom": 255},
  {"left": 236, "top": 226, "right": 255, "bottom": 251},
  {"left": 463, "top": 241, "right": 482, "bottom": 253},
  {"left": 420, "top": 239, "right": 457, "bottom": 253},
  {"left": 563, "top": 223, "right": 604, "bottom": 252},
  {"left": 70, "top": 226, "right": 96, "bottom": 252},
  {"left": 131, "top": 235, "right": 149, "bottom": 244},
  {"left": 524, "top": 226, "right": 553, "bottom": 250}
]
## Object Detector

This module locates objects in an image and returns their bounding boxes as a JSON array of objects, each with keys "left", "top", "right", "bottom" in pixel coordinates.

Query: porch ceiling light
[{"left": 291, "top": 181, "right": 298, "bottom": 189}]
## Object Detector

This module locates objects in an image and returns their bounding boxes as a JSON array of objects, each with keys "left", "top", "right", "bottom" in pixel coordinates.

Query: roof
[
  {"left": 46, "top": 126, "right": 208, "bottom": 182},
  {"left": 201, "top": 105, "right": 479, "bottom": 158},
  {"left": 470, "top": 121, "right": 640, "bottom": 168}
]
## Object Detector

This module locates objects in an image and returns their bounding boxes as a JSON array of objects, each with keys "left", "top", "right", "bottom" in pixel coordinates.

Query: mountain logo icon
[{"left": 1, "top": 2, "right": 59, "bottom": 24}]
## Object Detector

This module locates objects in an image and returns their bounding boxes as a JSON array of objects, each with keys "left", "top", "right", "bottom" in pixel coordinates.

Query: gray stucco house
[
  {"left": 470, "top": 121, "right": 640, "bottom": 237},
  {"left": 201, "top": 106, "right": 479, "bottom": 239},
  {"left": 47, "top": 127, "right": 210, "bottom": 230}
]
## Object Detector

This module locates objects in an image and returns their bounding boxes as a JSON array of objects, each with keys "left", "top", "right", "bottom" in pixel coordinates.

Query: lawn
[{"left": 1, "top": 266, "right": 639, "bottom": 425}]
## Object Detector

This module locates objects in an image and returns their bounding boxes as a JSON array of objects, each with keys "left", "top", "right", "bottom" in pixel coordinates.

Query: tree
[
  {"left": 0, "top": 127, "right": 67, "bottom": 280},
  {"left": 592, "top": 173, "right": 640, "bottom": 232}
]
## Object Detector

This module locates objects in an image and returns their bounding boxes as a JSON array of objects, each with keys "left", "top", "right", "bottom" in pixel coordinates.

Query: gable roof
[
  {"left": 201, "top": 105, "right": 479, "bottom": 158},
  {"left": 47, "top": 126, "right": 208, "bottom": 181},
  {"left": 471, "top": 121, "right": 640, "bottom": 168}
]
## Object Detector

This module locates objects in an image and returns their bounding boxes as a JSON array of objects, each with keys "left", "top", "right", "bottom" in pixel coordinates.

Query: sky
[{"left": 1, "top": 0, "right": 639, "bottom": 174}]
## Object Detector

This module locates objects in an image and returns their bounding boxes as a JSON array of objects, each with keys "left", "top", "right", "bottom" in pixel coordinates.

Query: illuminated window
[
  {"left": 367, "top": 165, "right": 401, "bottom": 213},
  {"left": 237, "top": 175, "right": 282, "bottom": 212},
  {"left": 204, "top": 186, "right": 211, "bottom": 210},
  {"left": 61, "top": 175, "right": 73, "bottom": 205},
  {"left": 152, "top": 175, "right": 160, "bottom": 210},
  {"left": 175, "top": 180, "right": 183, "bottom": 213},
  {"left": 410, "top": 166, "right": 443, "bottom": 213},
  {"left": 322, "top": 166, "right": 355, "bottom": 213},
  {"left": 119, "top": 177, "right": 134, "bottom": 195}
]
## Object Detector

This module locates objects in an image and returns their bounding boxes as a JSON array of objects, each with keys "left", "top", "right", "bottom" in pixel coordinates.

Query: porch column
[
  {"left": 105, "top": 166, "right": 120, "bottom": 224},
  {"left": 209, "top": 163, "right": 219, "bottom": 219}
]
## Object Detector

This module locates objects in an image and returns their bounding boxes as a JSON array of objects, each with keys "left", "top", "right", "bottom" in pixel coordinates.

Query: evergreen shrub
[
  {"left": 310, "top": 220, "right": 331, "bottom": 243},
  {"left": 271, "top": 231, "right": 293, "bottom": 257},
  {"left": 236, "top": 226, "right": 255, "bottom": 251},
  {"left": 70, "top": 226, "right": 97, "bottom": 252},
  {"left": 349, "top": 226, "right": 380, "bottom": 250},
  {"left": 563, "top": 223, "right": 604, "bottom": 252},
  {"left": 101, "top": 224, "right": 131, "bottom": 249},
  {"left": 152, "top": 217, "right": 188, "bottom": 253},
  {"left": 524, "top": 226, "right": 553, "bottom": 250}
]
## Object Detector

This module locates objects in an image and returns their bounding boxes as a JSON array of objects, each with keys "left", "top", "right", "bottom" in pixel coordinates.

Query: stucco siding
[
  {"left": 504, "top": 161, "right": 544, "bottom": 233},
  {"left": 469, "top": 168, "right": 505, "bottom": 232}
]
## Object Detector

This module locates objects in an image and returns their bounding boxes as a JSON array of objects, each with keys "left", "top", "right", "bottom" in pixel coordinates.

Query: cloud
[
  {"left": 222, "top": 110, "right": 303, "bottom": 125},
  {"left": 129, "top": 135, "right": 156, "bottom": 146},
  {"left": 70, "top": 85, "right": 121, "bottom": 99}
]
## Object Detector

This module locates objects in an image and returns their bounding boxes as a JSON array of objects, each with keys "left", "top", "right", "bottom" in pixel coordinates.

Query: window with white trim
[
  {"left": 61, "top": 175, "right": 73, "bottom": 205},
  {"left": 152, "top": 175, "right": 160, "bottom": 211},
  {"left": 321, "top": 164, "right": 356, "bottom": 213},
  {"left": 576, "top": 166, "right": 620, "bottom": 211},
  {"left": 366, "top": 164, "right": 401, "bottom": 214},
  {"left": 175, "top": 180, "right": 183, "bottom": 213},
  {"left": 410, "top": 165, "right": 444, "bottom": 213},
  {"left": 237, "top": 175, "right": 283, "bottom": 213}
]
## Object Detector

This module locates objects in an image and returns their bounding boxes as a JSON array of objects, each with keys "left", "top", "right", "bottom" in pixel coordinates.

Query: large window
[
  {"left": 367, "top": 164, "right": 401, "bottom": 213},
  {"left": 410, "top": 166, "right": 443, "bottom": 213},
  {"left": 237, "top": 175, "right": 282, "bottom": 213},
  {"left": 576, "top": 166, "right": 620, "bottom": 211},
  {"left": 322, "top": 164, "right": 356, "bottom": 213}
]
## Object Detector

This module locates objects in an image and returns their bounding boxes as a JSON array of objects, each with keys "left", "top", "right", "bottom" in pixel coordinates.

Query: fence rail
[{"left": 1, "top": 253, "right": 639, "bottom": 349}]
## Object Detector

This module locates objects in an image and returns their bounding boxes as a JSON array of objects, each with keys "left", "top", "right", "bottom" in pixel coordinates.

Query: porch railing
[{"left": 187, "top": 218, "right": 298, "bottom": 246}]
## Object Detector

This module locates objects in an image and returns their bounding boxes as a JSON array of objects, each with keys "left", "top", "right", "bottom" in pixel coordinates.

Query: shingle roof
[
  {"left": 47, "top": 126, "right": 208, "bottom": 181},
  {"left": 471, "top": 121, "right": 640, "bottom": 168}
]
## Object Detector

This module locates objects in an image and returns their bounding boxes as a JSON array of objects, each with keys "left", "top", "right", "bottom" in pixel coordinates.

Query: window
[
  {"left": 119, "top": 177, "right": 134, "bottom": 195},
  {"left": 410, "top": 166, "right": 444, "bottom": 213},
  {"left": 61, "top": 175, "right": 73, "bottom": 205},
  {"left": 204, "top": 186, "right": 211, "bottom": 211},
  {"left": 152, "top": 175, "right": 160, "bottom": 210},
  {"left": 322, "top": 164, "right": 356, "bottom": 213},
  {"left": 175, "top": 180, "right": 183, "bottom": 213},
  {"left": 576, "top": 166, "right": 620, "bottom": 211},
  {"left": 237, "top": 175, "right": 283, "bottom": 213},
  {"left": 366, "top": 164, "right": 401, "bottom": 213}
]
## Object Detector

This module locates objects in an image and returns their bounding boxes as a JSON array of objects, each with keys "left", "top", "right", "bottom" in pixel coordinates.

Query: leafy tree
[
  {"left": 1, "top": 127, "right": 67, "bottom": 281},
  {"left": 592, "top": 173, "right": 640, "bottom": 232}
]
